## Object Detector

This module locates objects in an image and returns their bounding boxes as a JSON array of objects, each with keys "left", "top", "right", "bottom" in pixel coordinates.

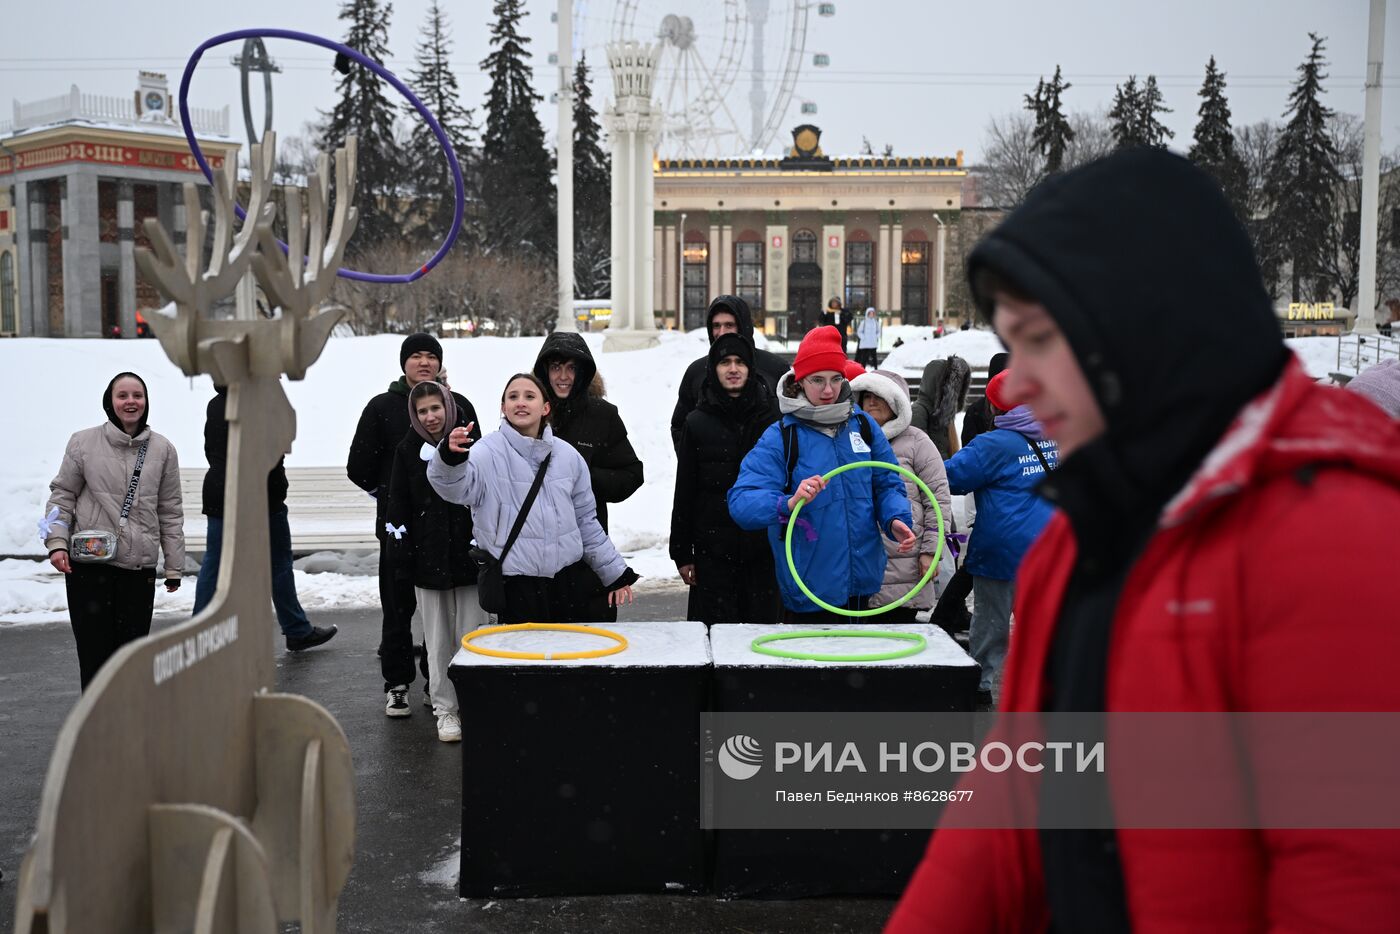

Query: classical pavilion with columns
[
  {"left": 0, "top": 72, "right": 238, "bottom": 338},
  {"left": 651, "top": 125, "right": 967, "bottom": 337}
]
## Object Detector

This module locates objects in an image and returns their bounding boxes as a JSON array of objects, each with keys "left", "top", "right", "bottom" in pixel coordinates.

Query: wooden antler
[
  {"left": 253, "top": 136, "right": 359, "bottom": 319},
  {"left": 133, "top": 135, "right": 279, "bottom": 373}
]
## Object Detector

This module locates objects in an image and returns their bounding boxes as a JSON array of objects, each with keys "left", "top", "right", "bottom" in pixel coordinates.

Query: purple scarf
[{"left": 992, "top": 404, "right": 1045, "bottom": 440}]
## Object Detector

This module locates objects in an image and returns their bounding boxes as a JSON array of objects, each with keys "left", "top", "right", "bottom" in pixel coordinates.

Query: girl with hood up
[
  {"left": 44, "top": 372, "right": 184, "bottom": 690},
  {"left": 910, "top": 354, "right": 971, "bottom": 461},
  {"left": 428, "top": 373, "right": 639, "bottom": 626},
  {"left": 729, "top": 326, "right": 916, "bottom": 622},
  {"left": 384, "top": 380, "right": 483, "bottom": 742},
  {"left": 850, "top": 369, "right": 953, "bottom": 622}
]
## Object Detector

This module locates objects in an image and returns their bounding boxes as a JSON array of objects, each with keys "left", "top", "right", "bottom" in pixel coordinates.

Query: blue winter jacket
[
  {"left": 945, "top": 406, "right": 1058, "bottom": 581},
  {"left": 728, "top": 408, "right": 913, "bottom": 613}
]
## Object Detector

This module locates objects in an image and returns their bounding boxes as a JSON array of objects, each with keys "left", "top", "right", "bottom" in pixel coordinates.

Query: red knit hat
[
  {"left": 793, "top": 326, "right": 849, "bottom": 383},
  {"left": 842, "top": 360, "right": 867, "bottom": 382},
  {"left": 984, "top": 369, "right": 1014, "bottom": 412}
]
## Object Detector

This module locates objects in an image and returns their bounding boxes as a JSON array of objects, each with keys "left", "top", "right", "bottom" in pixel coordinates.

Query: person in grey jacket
[
  {"left": 44, "top": 372, "right": 184, "bottom": 689},
  {"left": 428, "top": 373, "right": 639, "bottom": 624},
  {"left": 852, "top": 369, "right": 953, "bottom": 621}
]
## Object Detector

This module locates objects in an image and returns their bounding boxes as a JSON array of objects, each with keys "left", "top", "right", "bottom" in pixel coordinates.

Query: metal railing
[{"left": 1337, "top": 331, "right": 1400, "bottom": 375}]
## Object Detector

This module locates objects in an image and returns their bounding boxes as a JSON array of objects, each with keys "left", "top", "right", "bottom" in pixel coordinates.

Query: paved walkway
[{"left": 0, "top": 592, "right": 900, "bottom": 933}]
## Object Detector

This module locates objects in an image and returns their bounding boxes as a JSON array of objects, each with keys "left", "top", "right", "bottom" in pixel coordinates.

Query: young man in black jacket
[
  {"left": 533, "top": 331, "right": 644, "bottom": 621},
  {"left": 671, "top": 332, "right": 782, "bottom": 623},
  {"left": 194, "top": 386, "right": 337, "bottom": 651},
  {"left": 347, "top": 332, "right": 444, "bottom": 714},
  {"left": 670, "top": 295, "right": 789, "bottom": 452}
]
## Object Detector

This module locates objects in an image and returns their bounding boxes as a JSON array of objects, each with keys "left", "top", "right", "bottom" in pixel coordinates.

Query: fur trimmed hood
[{"left": 851, "top": 368, "right": 913, "bottom": 440}]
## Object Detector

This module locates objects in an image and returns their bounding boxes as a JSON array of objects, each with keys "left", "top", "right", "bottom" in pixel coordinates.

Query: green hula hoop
[
  {"left": 750, "top": 629, "right": 928, "bottom": 662},
  {"left": 784, "top": 459, "right": 945, "bottom": 617}
]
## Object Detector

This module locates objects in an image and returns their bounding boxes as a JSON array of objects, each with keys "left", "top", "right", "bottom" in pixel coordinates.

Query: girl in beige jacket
[{"left": 44, "top": 372, "right": 184, "bottom": 689}]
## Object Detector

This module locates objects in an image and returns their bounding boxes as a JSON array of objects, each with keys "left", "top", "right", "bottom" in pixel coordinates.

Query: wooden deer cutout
[{"left": 15, "top": 132, "right": 359, "bottom": 934}]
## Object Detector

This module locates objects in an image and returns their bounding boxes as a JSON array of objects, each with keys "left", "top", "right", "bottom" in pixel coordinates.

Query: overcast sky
[{"left": 5, "top": 1, "right": 1400, "bottom": 164}]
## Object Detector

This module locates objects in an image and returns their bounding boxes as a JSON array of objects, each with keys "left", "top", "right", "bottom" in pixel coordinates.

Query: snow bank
[{"left": 880, "top": 329, "right": 1006, "bottom": 375}]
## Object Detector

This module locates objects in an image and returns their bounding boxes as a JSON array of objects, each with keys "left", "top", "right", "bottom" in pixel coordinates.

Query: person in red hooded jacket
[{"left": 886, "top": 148, "right": 1400, "bottom": 932}]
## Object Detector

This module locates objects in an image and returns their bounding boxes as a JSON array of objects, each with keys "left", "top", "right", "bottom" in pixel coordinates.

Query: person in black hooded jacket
[
  {"left": 670, "top": 294, "right": 790, "bottom": 451},
  {"left": 961, "top": 351, "right": 1009, "bottom": 447},
  {"left": 346, "top": 332, "right": 445, "bottom": 711},
  {"left": 671, "top": 332, "right": 782, "bottom": 624},
  {"left": 533, "top": 331, "right": 644, "bottom": 621}
]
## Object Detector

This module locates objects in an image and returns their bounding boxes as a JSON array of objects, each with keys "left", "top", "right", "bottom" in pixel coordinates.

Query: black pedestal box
[
  {"left": 448, "top": 621, "right": 710, "bottom": 897},
  {"left": 708, "top": 623, "right": 979, "bottom": 898}
]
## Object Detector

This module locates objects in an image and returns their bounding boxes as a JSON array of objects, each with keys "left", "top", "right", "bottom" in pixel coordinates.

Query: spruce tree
[
  {"left": 404, "top": 1, "right": 477, "bottom": 247},
  {"left": 1024, "top": 65, "right": 1075, "bottom": 174},
  {"left": 1264, "top": 33, "right": 1341, "bottom": 300},
  {"left": 1189, "top": 57, "right": 1249, "bottom": 222},
  {"left": 479, "top": 0, "right": 556, "bottom": 256},
  {"left": 1137, "top": 76, "right": 1175, "bottom": 147},
  {"left": 321, "top": 0, "right": 405, "bottom": 248},
  {"left": 572, "top": 54, "right": 611, "bottom": 299},
  {"left": 1108, "top": 76, "right": 1143, "bottom": 149}
]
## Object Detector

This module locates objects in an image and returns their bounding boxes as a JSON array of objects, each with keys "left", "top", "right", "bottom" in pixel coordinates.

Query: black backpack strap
[
  {"left": 498, "top": 453, "right": 552, "bottom": 565},
  {"left": 1011, "top": 430, "right": 1053, "bottom": 475},
  {"left": 782, "top": 422, "right": 800, "bottom": 491}
]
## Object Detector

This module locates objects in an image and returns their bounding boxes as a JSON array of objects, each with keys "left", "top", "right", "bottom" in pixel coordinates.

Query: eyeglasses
[{"left": 801, "top": 375, "right": 846, "bottom": 391}]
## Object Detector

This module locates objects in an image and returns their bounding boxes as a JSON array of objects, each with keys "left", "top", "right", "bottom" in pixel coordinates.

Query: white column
[
  {"left": 720, "top": 222, "right": 734, "bottom": 294},
  {"left": 661, "top": 222, "right": 677, "bottom": 319},
  {"left": 890, "top": 221, "right": 904, "bottom": 317},
  {"left": 117, "top": 181, "right": 138, "bottom": 337},
  {"left": 652, "top": 224, "right": 665, "bottom": 317},
  {"left": 876, "top": 222, "right": 892, "bottom": 313},
  {"left": 1356, "top": 0, "right": 1386, "bottom": 334},
  {"left": 821, "top": 225, "right": 844, "bottom": 308},
  {"left": 935, "top": 218, "right": 948, "bottom": 322},
  {"left": 603, "top": 40, "right": 662, "bottom": 352},
  {"left": 555, "top": 0, "right": 576, "bottom": 333}
]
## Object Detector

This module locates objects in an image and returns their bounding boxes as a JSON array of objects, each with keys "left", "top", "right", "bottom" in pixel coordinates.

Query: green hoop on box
[
  {"left": 784, "top": 459, "right": 945, "bottom": 617},
  {"left": 750, "top": 629, "right": 928, "bottom": 662}
]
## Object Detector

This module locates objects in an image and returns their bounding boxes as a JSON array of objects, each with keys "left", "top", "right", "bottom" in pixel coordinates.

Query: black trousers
[
  {"left": 499, "top": 562, "right": 596, "bottom": 626},
  {"left": 379, "top": 542, "right": 423, "bottom": 692},
  {"left": 66, "top": 562, "right": 156, "bottom": 690},
  {"left": 931, "top": 567, "right": 974, "bottom": 631},
  {"left": 784, "top": 595, "right": 870, "bottom": 626}
]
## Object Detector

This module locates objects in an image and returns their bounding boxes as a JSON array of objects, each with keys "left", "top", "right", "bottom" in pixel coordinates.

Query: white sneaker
[{"left": 437, "top": 712, "right": 462, "bottom": 743}]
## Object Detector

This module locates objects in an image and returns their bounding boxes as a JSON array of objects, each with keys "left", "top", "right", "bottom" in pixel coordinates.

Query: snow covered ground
[{"left": 0, "top": 329, "right": 1350, "bottom": 623}]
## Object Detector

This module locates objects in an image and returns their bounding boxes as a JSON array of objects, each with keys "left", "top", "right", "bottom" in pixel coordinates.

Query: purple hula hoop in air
[{"left": 178, "top": 28, "right": 465, "bottom": 284}]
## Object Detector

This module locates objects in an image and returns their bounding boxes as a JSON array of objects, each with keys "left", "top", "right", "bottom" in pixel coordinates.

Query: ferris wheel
[{"left": 574, "top": 0, "right": 834, "bottom": 158}]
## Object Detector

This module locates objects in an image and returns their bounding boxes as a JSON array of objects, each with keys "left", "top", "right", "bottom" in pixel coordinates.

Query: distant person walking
[
  {"left": 44, "top": 372, "right": 184, "bottom": 689},
  {"left": 821, "top": 296, "right": 851, "bottom": 352},
  {"left": 193, "top": 386, "right": 337, "bottom": 652},
  {"left": 855, "top": 307, "right": 881, "bottom": 369},
  {"left": 428, "top": 374, "right": 639, "bottom": 625}
]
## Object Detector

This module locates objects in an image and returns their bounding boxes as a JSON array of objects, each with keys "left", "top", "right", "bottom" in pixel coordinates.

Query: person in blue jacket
[
  {"left": 946, "top": 370, "right": 1058, "bottom": 703},
  {"left": 729, "top": 326, "right": 916, "bottom": 623}
]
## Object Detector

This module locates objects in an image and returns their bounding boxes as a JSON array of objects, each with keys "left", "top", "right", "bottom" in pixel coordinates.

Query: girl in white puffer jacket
[
  {"left": 851, "top": 369, "right": 953, "bottom": 621},
  {"left": 427, "top": 373, "right": 638, "bottom": 624}
]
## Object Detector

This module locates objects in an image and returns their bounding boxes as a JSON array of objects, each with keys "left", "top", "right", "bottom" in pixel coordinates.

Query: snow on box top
[
  {"left": 709, "top": 623, "right": 975, "bottom": 669},
  {"left": 449, "top": 620, "right": 710, "bottom": 668}
]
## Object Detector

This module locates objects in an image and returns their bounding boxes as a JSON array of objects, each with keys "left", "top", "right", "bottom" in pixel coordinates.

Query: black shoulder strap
[
  {"left": 858, "top": 412, "right": 873, "bottom": 444},
  {"left": 118, "top": 439, "right": 150, "bottom": 529},
  {"left": 1011, "top": 430, "right": 1053, "bottom": 475},
  {"left": 499, "top": 453, "right": 551, "bottom": 564},
  {"left": 782, "top": 422, "right": 800, "bottom": 490}
]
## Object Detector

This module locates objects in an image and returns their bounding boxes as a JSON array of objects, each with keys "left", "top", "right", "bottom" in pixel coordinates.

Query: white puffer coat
[
  {"left": 45, "top": 422, "right": 185, "bottom": 577},
  {"left": 427, "top": 419, "right": 628, "bottom": 587},
  {"left": 851, "top": 370, "right": 952, "bottom": 610}
]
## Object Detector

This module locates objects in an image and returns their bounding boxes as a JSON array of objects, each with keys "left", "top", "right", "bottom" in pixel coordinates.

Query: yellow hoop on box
[{"left": 461, "top": 622, "right": 629, "bottom": 660}]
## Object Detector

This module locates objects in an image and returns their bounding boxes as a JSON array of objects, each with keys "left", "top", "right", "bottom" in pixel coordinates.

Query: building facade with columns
[
  {"left": 0, "top": 72, "right": 237, "bottom": 338},
  {"left": 652, "top": 126, "right": 966, "bottom": 336}
]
